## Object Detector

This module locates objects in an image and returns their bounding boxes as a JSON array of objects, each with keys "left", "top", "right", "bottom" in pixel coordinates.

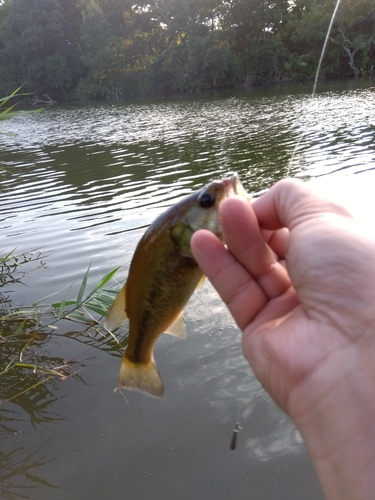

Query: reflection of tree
[
  {"left": 1, "top": 329, "right": 79, "bottom": 449},
  {"left": 63, "top": 326, "right": 127, "bottom": 359},
  {"left": 0, "top": 423, "right": 61, "bottom": 500},
  {"left": 0, "top": 340, "right": 65, "bottom": 499},
  {"left": 0, "top": 311, "right": 80, "bottom": 498}
]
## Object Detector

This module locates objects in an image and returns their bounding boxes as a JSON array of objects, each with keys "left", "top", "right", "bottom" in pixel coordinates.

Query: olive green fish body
[
  {"left": 125, "top": 223, "right": 203, "bottom": 364},
  {"left": 105, "top": 173, "right": 248, "bottom": 397}
]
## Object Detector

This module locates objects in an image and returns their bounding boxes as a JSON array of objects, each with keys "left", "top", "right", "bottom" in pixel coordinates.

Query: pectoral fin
[
  {"left": 165, "top": 312, "right": 186, "bottom": 339},
  {"left": 105, "top": 284, "right": 128, "bottom": 331},
  {"left": 170, "top": 222, "right": 194, "bottom": 257}
]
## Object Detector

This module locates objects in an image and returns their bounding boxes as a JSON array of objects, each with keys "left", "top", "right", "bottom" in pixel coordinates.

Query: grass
[
  {"left": 0, "top": 249, "right": 125, "bottom": 404},
  {"left": 0, "top": 85, "right": 41, "bottom": 121}
]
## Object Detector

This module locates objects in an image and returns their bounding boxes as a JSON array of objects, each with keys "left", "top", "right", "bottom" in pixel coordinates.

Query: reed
[{"left": 0, "top": 249, "right": 124, "bottom": 403}]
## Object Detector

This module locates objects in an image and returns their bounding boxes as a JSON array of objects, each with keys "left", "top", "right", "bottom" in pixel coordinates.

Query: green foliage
[
  {"left": 50, "top": 264, "right": 121, "bottom": 339},
  {"left": 0, "top": 249, "right": 122, "bottom": 333},
  {"left": 0, "top": 0, "right": 374, "bottom": 98},
  {"left": 0, "top": 85, "right": 44, "bottom": 121},
  {"left": 0, "top": 248, "right": 125, "bottom": 401},
  {"left": 0, "top": 0, "right": 83, "bottom": 98}
]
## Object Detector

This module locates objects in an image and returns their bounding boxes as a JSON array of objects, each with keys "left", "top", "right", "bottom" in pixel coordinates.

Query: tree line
[{"left": 0, "top": 0, "right": 374, "bottom": 100}]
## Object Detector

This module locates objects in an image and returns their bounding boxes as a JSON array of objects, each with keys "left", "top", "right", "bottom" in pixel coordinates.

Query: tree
[
  {"left": 332, "top": 0, "right": 375, "bottom": 77},
  {"left": 0, "top": 0, "right": 83, "bottom": 98},
  {"left": 0, "top": 0, "right": 373, "bottom": 99},
  {"left": 78, "top": 0, "right": 167, "bottom": 98}
]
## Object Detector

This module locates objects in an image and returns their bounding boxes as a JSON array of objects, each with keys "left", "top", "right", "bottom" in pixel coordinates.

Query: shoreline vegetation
[
  {"left": 0, "top": 247, "right": 125, "bottom": 405},
  {"left": 0, "top": 0, "right": 374, "bottom": 102}
]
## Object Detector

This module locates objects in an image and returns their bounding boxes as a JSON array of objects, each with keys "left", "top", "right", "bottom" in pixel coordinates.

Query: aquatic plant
[
  {"left": 0, "top": 249, "right": 124, "bottom": 404},
  {"left": 0, "top": 86, "right": 37, "bottom": 121}
]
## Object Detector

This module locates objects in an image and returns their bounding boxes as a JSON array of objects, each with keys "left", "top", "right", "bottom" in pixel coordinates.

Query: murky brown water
[{"left": 1, "top": 79, "right": 375, "bottom": 500}]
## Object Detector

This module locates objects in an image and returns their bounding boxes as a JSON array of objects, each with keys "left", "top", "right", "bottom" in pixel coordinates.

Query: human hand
[{"left": 191, "top": 178, "right": 375, "bottom": 499}]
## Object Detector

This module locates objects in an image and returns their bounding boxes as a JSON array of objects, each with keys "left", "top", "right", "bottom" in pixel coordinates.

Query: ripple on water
[
  {"left": 1, "top": 82, "right": 375, "bottom": 500},
  {"left": 0, "top": 85, "right": 374, "bottom": 298}
]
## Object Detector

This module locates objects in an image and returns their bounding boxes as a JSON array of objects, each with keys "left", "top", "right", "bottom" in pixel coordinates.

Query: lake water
[{"left": 1, "top": 79, "right": 375, "bottom": 500}]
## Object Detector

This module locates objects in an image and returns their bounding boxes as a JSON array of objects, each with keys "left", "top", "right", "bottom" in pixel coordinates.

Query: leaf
[
  {"left": 51, "top": 300, "right": 76, "bottom": 309},
  {"left": 85, "top": 267, "right": 120, "bottom": 300},
  {"left": 101, "top": 288, "right": 119, "bottom": 296},
  {"left": 67, "top": 311, "right": 94, "bottom": 324},
  {"left": 105, "top": 327, "right": 122, "bottom": 345},
  {"left": 57, "top": 298, "right": 66, "bottom": 320},
  {"left": 33, "top": 285, "right": 70, "bottom": 306},
  {"left": 1, "top": 248, "right": 16, "bottom": 263},
  {"left": 0, "top": 86, "right": 24, "bottom": 107},
  {"left": 19, "top": 340, "right": 32, "bottom": 362},
  {"left": 84, "top": 302, "right": 108, "bottom": 317},
  {"left": 75, "top": 263, "right": 91, "bottom": 306},
  {"left": 35, "top": 312, "right": 43, "bottom": 328},
  {"left": 15, "top": 320, "right": 27, "bottom": 335},
  {"left": 93, "top": 294, "right": 113, "bottom": 309}
]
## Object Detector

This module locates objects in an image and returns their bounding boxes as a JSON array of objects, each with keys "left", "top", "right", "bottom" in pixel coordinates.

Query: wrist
[{"left": 288, "top": 345, "right": 375, "bottom": 500}]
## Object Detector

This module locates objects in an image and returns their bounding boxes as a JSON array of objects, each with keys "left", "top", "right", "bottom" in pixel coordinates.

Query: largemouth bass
[{"left": 105, "top": 173, "right": 249, "bottom": 397}]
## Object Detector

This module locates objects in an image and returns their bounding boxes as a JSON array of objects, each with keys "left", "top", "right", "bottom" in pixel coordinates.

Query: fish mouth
[{"left": 225, "top": 172, "right": 248, "bottom": 198}]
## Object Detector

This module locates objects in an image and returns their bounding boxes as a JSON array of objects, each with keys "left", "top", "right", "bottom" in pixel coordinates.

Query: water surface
[{"left": 1, "top": 79, "right": 375, "bottom": 500}]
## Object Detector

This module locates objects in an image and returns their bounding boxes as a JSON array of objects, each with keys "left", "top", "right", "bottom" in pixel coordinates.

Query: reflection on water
[
  {"left": 1, "top": 80, "right": 375, "bottom": 499},
  {"left": 1, "top": 428, "right": 61, "bottom": 500},
  {"left": 0, "top": 339, "right": 65, "bottom": 500}
]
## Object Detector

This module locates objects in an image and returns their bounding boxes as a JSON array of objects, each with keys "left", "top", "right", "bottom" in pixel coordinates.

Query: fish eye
[{"left": 199, "top": 191, "right": 216, "bottom": 208}]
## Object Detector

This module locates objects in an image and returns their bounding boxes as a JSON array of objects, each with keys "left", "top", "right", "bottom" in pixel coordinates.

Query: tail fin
[{"left": 118, "top": 356, "right": 164, "bottom": 398}]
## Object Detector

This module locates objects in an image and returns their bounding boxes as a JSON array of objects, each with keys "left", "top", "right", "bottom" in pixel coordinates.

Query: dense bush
[{"left": 0, "top": 0, "right": 374, "bottom": 100}]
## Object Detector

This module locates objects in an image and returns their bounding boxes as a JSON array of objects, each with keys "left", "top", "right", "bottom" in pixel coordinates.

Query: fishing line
[{"left": 287, "top": 0, "right": 342, "bottom": 177}]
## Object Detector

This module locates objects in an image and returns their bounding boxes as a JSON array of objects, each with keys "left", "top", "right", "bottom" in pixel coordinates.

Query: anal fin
[{"left": 165, "top": 312, "right": 186, "bottom": 339}]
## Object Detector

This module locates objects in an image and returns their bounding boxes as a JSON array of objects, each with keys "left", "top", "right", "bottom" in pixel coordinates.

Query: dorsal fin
[
  {"left": 105, "top": 284, "right": 128, "bottom": 331},
  {"left": 165, "top": 312, "right": 186, "bottom": 339}
]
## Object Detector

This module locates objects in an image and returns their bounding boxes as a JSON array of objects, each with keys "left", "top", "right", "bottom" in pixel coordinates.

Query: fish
[{"left": 105, "top": 172, "right": 249, "bottom": 398}]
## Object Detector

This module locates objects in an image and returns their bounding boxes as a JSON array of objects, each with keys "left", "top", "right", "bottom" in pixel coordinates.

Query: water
[{"left": 1, "top": 79, "right": 375, "bottom": 500}]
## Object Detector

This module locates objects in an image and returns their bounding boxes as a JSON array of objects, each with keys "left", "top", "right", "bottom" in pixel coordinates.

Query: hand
[{"left": 191, "top": 179, "right": 375, "bottom": 500}]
